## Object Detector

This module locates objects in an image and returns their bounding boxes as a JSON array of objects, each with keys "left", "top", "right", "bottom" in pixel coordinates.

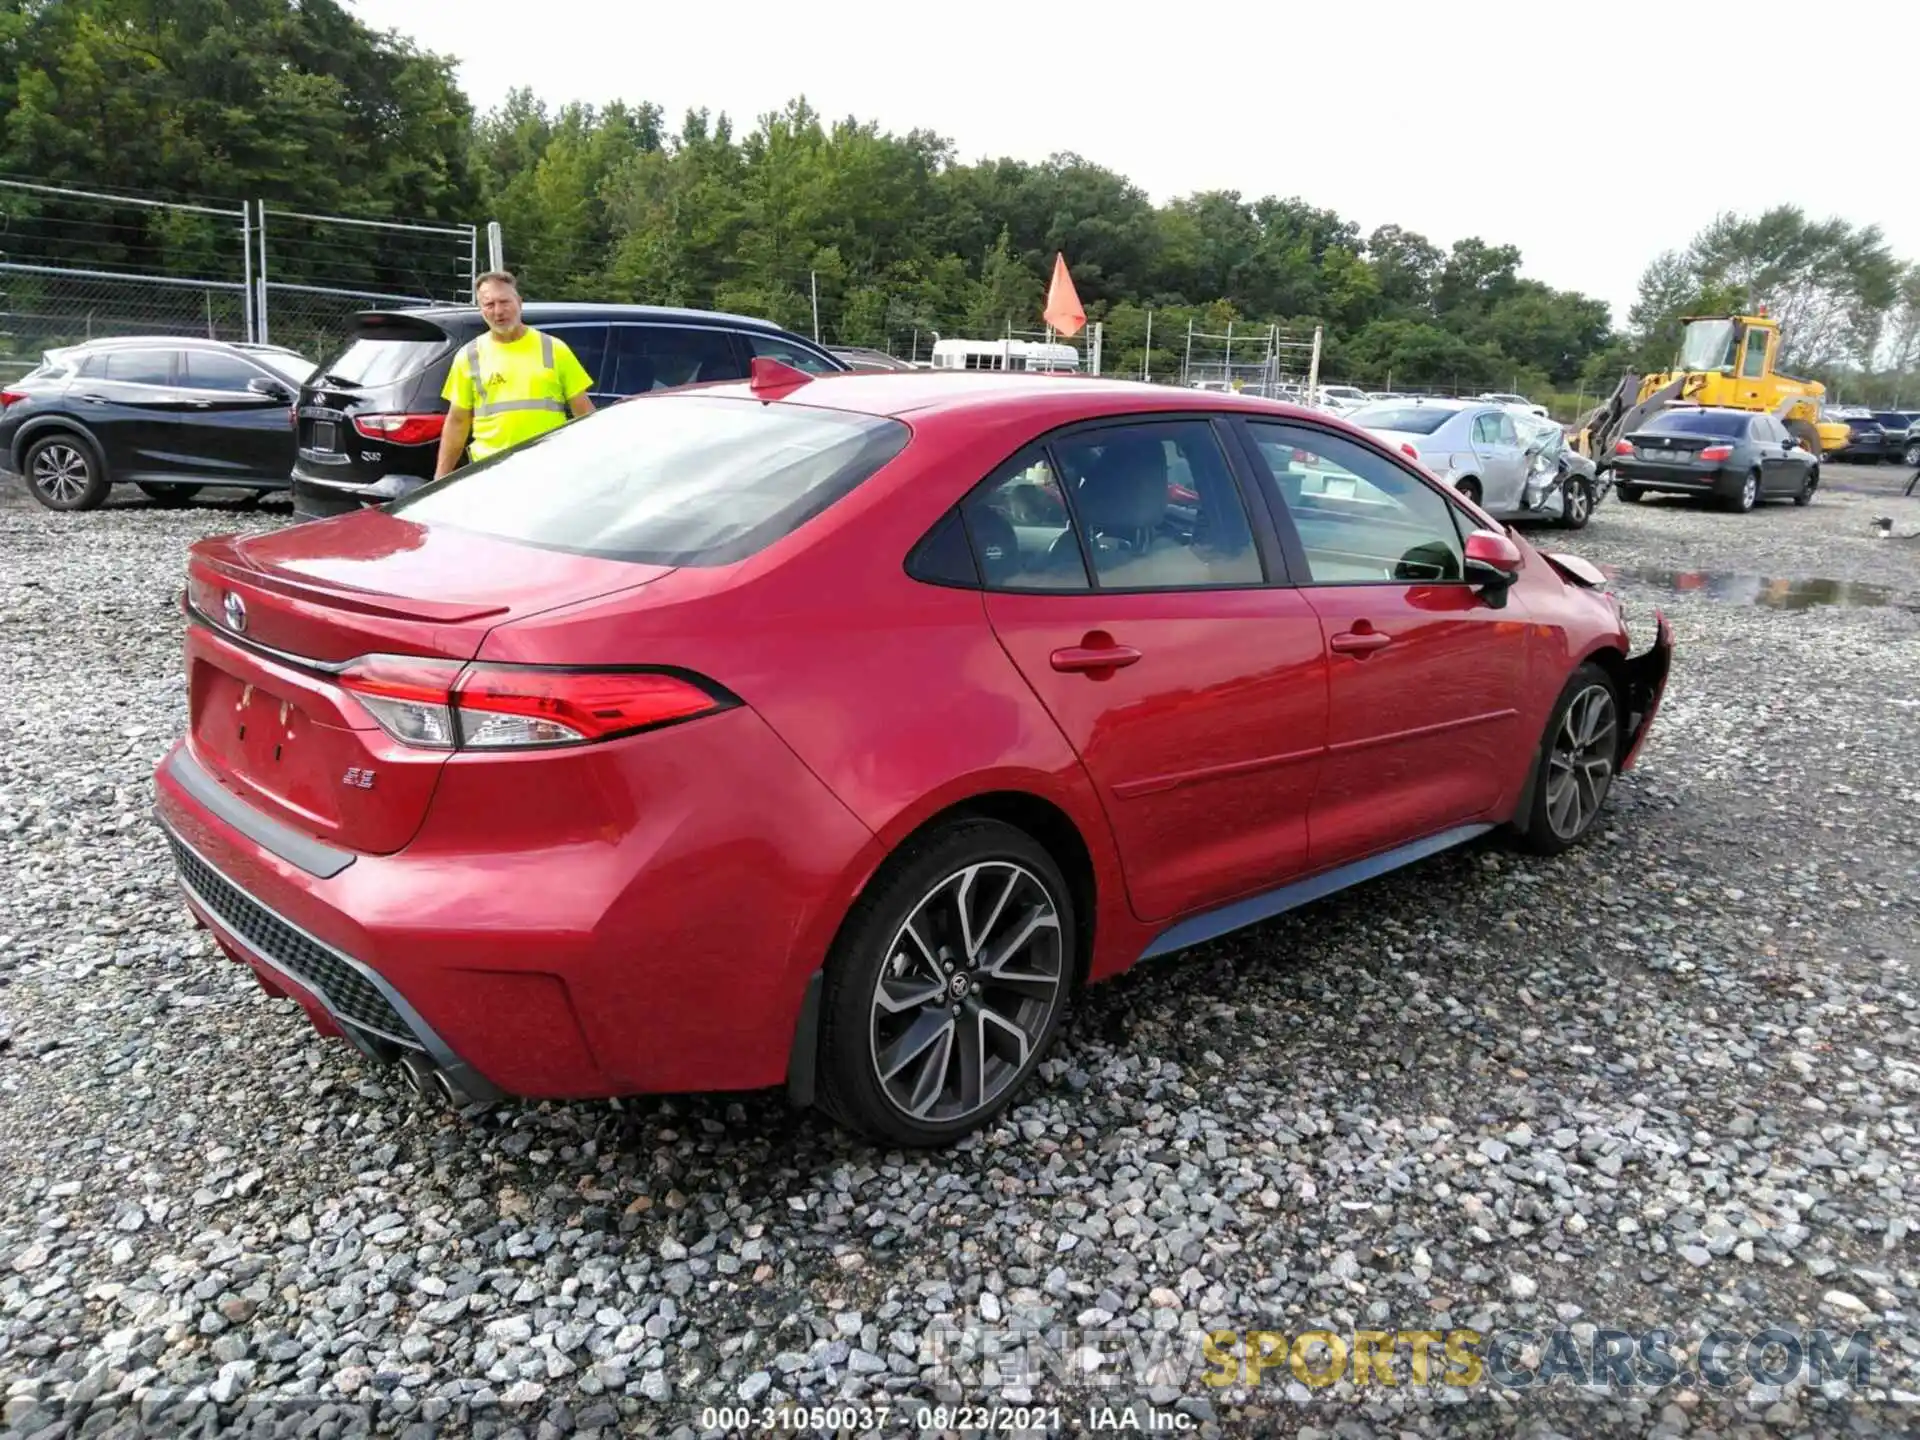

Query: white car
[
  {"left": 1344, "top": 397, "right": 1538, "bottom": 513},
  {"left": 1313, "top": 384, "right": 1373, "bottom": 413},
  {"left": 1477, "top": 391, "right": 1551, "bottom": 419}
]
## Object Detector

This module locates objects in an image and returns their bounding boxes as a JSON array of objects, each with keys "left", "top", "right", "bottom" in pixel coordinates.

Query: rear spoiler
[{"left": 346, "top": 310, "right": 457, "bottom": 343}]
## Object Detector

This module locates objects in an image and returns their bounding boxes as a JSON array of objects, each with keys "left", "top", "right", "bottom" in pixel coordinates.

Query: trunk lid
[
  {"left": 184, "top": 509, "right": 672, "bottom": 853},
  {"left": 1626, "top": 432, "right": 1712, "bottom": 461}
]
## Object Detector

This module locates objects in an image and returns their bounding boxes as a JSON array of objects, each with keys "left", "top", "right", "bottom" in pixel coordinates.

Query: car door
[
  {"left": 601, "top": 323, "right": 748, "bottom": 403},
  {"left": 1241, "top": 419, "right": 1533, "bottom": 872},
  {"left": 968, "top": 417, "right": 1329, "bottom": 924},
  {"left": 1473, "top": 410, "right": 1528, "bottom": 511},
  {"left": 69, "top": 347, "right": 192, "bottom": 480},
  {"left": 174, "top": 349, "right": 300, "bottom": 483}
]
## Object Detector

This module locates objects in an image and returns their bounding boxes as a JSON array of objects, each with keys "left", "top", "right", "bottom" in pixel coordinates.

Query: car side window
[
  {"left": 1495, "top": 413, "right": 1520, "bottom": 447},
  {"left": 545, "top": 325, "right": 609, "bottom": 386},
  {"left": 605, "top": 325, "right": 746, "bottom": 394},
  {"left": 747, "top": 334, "right": 840, "bottom": 374},
  {"left": 182, "top": 351, "right": 265, "bottom": 392},
  {"left": 1247, "top": 422, "right": 1467, "bottom": 585},
  {"left": 1047, "top": 421, "right": 1263, "bottom": 590},
  {"left": 1471, "top": 413, "right": 1499, "bottom": 445},
  {"left": 103, "top": 350, "right": 177, "bottom": 386},
  {"left": 961, "top": 448, "right": 1091, "bottom": 591}
]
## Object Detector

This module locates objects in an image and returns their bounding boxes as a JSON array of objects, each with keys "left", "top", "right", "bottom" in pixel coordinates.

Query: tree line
[{"left": 2, "top": 0, "right": 1914, "bottom": 404}]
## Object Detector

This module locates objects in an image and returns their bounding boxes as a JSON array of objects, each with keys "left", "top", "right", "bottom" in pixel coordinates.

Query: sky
[{"left": 347, "top": 0, "right": 1918, "bottom": 332}]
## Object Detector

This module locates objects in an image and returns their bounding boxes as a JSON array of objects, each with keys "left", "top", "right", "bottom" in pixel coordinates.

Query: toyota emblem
[{"left": 223, "top": 591, "right": 248, "bottom": 632}]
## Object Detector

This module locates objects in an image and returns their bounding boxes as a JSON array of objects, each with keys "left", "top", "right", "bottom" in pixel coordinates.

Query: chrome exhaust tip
[
  {"left": 398, "top": 1054, "right": 433, "bottom": 1098},
  {"left": 432, "top": 1069, "right": 473, "bottom": 1109}
]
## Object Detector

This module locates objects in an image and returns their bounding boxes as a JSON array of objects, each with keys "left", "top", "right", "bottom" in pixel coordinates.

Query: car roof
[
  {"left": 678, "top": 369, "right": 1363, "bottom": 425},
  {"left": 385, "top": 302, "right": 807, "bottom": 336},
  {"left": 55, "top": 335, "right": 307, "bottom": 357},
  {"left": 1356, "top": 395, "right": 1478, "bottom": 412}
]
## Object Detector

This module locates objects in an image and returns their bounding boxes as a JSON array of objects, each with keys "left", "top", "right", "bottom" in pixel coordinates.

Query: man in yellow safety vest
[{"left": 433, "top": 270, "right": 595, "bottom": 479}]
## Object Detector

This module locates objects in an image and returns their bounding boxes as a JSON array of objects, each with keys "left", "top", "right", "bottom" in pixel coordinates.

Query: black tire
[
  {"left": 23, "top": 432, "right": 110, "bottom": 511},
  {"left": 136, "top": 482, "right": 203, "bottom": 506},
  {"left": 1456, "top": 476, "right": 1483, "bottom": 506},
  {"left": 1616, "top": 483, "right": 1643, "bottom": 503},
  {"left": 1793, "top": 466, "right": 1818, "bottom": 506},
  {"left": 1558, "top": 477, "right": 1592, "bottom": 529},
  {"left": 814, "top": 818, "right": 1077, "bottom": 1148},
  {"left": 1513, "top": 662, "right": 1623, "bottom": 857},
  {"left": 1724, "top": 469, "right": 1760, "bottom": 513}
]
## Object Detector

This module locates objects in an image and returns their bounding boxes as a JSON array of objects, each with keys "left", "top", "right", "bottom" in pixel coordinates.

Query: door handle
[
  {"left": 1330, "top": 628, "right": 1393, "bottom": 655},
  {"left": 1050, "top": 633, "right": 1142, "bottom": 675},
  {"left": 75, "top": 393, "right": 108, "bottom": 403}
]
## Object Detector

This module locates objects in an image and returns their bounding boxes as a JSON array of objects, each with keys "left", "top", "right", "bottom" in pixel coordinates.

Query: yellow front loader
[{"left": 1574, "top": 312, "right": 1851, "bottom": 465}]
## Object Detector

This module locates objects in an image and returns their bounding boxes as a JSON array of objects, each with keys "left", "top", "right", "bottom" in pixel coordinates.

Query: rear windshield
[
  {"left": 1645, "top": 411, "right": 1748, "bottom": 437},
  {"left": 1348, "top": 406, "right": 1454, "bottom": 435},
  {"left": 314, "top": 336, "right": 446, "bottom": 388},
  {"left": 391, "top": 394, "right": 911, "bottom": 566}
]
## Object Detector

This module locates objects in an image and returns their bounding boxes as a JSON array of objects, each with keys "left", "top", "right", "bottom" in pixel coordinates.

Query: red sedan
[{"left": 153, "top": 363, "right": 1672, "bottom": 1147}]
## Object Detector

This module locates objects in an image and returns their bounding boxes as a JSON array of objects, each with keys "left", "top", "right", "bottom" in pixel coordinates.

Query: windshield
[
  {"left": 315, "top": 336, "right": 446, "bottom": 388},
  {"left": 1645, "top": 410, "right": 1748, "bottom": 438},
  {"left": 391, "top": 394, "right": 911, "bottom": 567},
  {"left": 1675, "top": 319, "right": 1738, "bottom": 372},
  {"left": 1348, "top": 405, "right": 1455, "bottom": 435}
]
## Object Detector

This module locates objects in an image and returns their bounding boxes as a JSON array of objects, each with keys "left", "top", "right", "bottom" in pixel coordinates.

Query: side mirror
[
  {"left": 1464, "top": 529, "right": 1522, "bottom": 589},
  {"left": 248, "top": 377, "right": 293, "bottom": 402}
]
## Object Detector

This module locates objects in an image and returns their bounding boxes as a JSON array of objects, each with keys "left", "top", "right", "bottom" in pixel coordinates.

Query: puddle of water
[{"left": 1599, "top": 566, "right": 1919, "bottom": 611}]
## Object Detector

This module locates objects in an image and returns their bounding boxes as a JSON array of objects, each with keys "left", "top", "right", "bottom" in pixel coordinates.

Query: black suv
[
  {"left": 291, "top": 303, "right": 846, "bottom": 517},
  {"left": 2, "top": 336, "right": 316, "bottom": 510}
]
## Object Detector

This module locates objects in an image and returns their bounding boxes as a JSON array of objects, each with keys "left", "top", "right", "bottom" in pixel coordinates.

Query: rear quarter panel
[{"left": 475, "top": 407, "right": 1146, "bottom": 990}]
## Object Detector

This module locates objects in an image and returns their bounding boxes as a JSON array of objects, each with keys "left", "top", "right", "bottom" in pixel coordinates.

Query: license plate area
[
  {"left": 192, "top": 664, "right": 344, "bottom": 828},
  {"left": 311, "top": 420, "right": 339, "bottom": 452}
]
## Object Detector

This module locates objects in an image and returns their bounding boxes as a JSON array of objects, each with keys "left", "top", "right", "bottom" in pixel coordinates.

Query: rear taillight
[
  {"left": 339, "top": 655, "right": 730, "bottom": 750},
  {"left": 1698, "top": 444, "right": 1733, "bottom": 461},
  {"left": 339, "top": 655, "right": 464, "bottom": 749},
  {"left": 0, "top": 390, "right": 28, "bottom": 408},
  {"left": 352, "top": 413, "right": 446, "bottom": 446},
  {"left": 1613, "top": 439, "right": 1634, "bottom": 455}
]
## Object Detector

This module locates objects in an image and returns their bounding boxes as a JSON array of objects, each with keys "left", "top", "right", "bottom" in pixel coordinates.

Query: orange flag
[{"left": 1043, "top": 252, "right": 1086, "bottom": 337}]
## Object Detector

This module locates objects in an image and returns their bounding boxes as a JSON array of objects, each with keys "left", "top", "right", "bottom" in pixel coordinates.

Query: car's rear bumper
[
  {"left": 1611, "top": 462, "right": 1739, "bottom": 494},
  {"left": 151, "top": 708, "right": 877, "bottom": 1102}
]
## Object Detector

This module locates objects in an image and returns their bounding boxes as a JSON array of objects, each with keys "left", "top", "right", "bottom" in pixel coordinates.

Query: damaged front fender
[{"left": 1619, "top": 609, "right": 1673, "bottom": 771}]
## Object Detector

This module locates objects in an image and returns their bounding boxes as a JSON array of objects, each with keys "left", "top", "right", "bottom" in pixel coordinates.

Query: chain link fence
[{"left": 0, "top": 178, "right": 481, "bottom": 371}]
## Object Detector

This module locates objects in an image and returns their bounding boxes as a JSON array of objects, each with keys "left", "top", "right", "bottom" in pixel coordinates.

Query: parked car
[
  {"left": 1343, "top": 396, "right": 1556, "bottom": 518},
  {"left": 2, "top": 336, "right": 315, "bottom": 511},
  {"left": 154, "top": 369, "right": 1672, "bottom": 1147},
  {"left": 1832, "top": 414, "right": 1889, "bottom": 463},
  {"left": 291, "top": 303, "right": 847, "bottom": 517},
  {"left": 829, "top": 346, "right": 919, "bottom": 372},
  {"left": 1477, "top": 391, "right": 1550, "bottom": 419},
  {"left": 1611, "top": 405, "right": 1818, "bottom": 511},
  {"left": 1905, "top": 417, "right": 1920, "bottom": 470},
  {"left": 1868, "top": 411, "right": 1920, "bottom": 464}
]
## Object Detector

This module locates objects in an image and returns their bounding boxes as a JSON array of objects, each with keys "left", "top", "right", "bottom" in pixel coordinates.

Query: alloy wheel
[
  {"left": 868, "top": 861, "right": 1065, "bottom": 1125},
  {"left": 32, "top": 444, "right": 89, "bottom": 505},
  {"left": 1544, "top": 684, "right": 1617, "bottom": 841},
  {"left": 1566, "top": 483, "right": 1590, "bottom": 526},
  {"left": 1741, "top": 473, "right": 1759, "bottom": 510}
]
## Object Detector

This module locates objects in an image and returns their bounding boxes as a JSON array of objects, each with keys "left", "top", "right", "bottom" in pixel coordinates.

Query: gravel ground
[{"left": 3, "top": 468, "right": 1919, "bottom": 1439}]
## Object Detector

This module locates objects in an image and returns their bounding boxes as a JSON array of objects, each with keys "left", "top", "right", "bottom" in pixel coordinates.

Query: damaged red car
[{"left": 154, "top": 364, "right": 1672, "bottom": 1147}]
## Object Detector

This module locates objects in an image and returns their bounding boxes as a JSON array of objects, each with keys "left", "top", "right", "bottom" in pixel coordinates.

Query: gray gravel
[{"left": 3, "top": 472, "right": 1919, "bottom": 1437}]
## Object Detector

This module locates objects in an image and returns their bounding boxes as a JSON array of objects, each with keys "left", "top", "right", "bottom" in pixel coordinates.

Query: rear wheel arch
[
  {"left": 13, "top": 416, "right": 104, "bottom": 473},
  {"left": 784, "top": 787, "right": 1100, "bottom": 1113}
]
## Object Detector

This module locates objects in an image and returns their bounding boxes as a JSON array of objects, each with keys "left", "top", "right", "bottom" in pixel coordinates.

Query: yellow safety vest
[{"left": 450, "top": 329, "right": 584, "bottom": 461}]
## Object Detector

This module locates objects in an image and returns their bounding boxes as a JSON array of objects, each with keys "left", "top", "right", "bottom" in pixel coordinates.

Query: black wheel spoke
[{"left": 1546, "top": 684, "right": 1616, "bottom": 840}]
